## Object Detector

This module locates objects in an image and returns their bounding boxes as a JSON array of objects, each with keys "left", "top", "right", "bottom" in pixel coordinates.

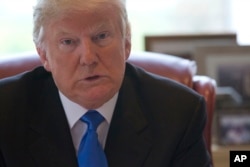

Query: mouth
[{"left": 85, "top": 75, "right": 101, "bottom": 81}]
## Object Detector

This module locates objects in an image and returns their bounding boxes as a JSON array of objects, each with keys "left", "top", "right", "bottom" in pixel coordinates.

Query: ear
[
  {"left": 124, "top": 24, "right": 131, "bottom": 60},
  {"left": 125, "top": 37, "right": 131, "bottom": 60},
  {"left": 36, "top": 46, "right": 51, "bottom": 71},
  {"left": 125, "top": 40, "right": 131, "bottom": 60}
]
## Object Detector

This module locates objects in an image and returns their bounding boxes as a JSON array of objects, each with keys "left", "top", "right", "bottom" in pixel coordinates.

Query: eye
[
  {"left": 92, "top": 31, "right": 112, "bottom": 46},
  {"left": 93, "top": 31, "right": 110, "bottom": 41},
  {"left": 59, "top": 38, "right": 78, "bottom": 52},
  {"left": 61, "top": 39, "right": 76, "bottom": 45}
]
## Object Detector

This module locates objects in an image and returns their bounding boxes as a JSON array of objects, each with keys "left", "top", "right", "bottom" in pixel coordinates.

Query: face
[{"left": 37, "top": 8, "right": 131, "bottom": 109}]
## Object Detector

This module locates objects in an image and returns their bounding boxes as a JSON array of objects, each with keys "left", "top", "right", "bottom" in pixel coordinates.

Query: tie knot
[{"left": 80, "top": 110, "right": 104, "bottom": 131}]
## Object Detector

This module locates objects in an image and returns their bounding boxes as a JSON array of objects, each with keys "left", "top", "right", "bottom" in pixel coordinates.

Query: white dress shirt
[{"left": 59, "top": 91, "right": 118, "bottom": 154}]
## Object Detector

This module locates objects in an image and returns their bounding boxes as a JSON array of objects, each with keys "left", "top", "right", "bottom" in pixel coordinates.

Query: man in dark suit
[{"left": 0, "top": 0, "right": 211, "bottom": 166}]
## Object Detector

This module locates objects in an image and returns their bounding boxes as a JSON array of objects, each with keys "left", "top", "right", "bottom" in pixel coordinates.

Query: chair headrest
[{"left": 0, "top": 51, "right": 197, "bottom": 88}]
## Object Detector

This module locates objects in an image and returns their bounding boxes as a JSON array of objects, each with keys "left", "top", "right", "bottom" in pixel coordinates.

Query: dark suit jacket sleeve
[
  {"left": 140, "top": 73, "right": 211, "bottom": 167},
  {"left": 139, "top": 68, "right": 211, "bottom": 167},
  {"left": 171, "top": 97, "right": 211, "bottom": 167},
  {"left": 0, "top": 150, "right": 6, "bottom": 167}
]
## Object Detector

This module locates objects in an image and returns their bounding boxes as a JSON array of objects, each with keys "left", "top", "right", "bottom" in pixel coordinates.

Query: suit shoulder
[
  {"left": 0, "top": 66, "right": 49, "bottom": 84},
  {"left": 0, "top": 66, "right": 51, "bottom": 97},
  {"left": 125, "top": 63, "right": 201, "bottom": 99}
]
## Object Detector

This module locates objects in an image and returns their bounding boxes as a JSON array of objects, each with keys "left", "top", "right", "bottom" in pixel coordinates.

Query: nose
[{"left": 78, "top": 39, "right": 97, "bottom": 66}]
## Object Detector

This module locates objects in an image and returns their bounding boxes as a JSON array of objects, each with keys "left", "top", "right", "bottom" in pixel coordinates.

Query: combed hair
[{"left": 33, "top": 0, "right": 130, "bottom": 47}]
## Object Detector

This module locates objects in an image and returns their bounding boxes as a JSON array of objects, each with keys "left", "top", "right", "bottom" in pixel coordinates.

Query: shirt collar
[{"left": 59, "top": 91, "right": 118, "bottom": 129}]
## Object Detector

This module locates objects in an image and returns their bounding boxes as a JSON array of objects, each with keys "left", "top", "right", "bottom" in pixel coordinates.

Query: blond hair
[{"left": 33, "top": 0, "right": 130, "bottom": 47}]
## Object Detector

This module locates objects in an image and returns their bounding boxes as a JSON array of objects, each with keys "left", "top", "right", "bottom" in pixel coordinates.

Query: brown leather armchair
[{"left": 0, "top": 51, "right": 216, "bottom": 164}]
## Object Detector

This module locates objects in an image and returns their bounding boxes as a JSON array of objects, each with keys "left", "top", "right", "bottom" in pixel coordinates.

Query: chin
[{"left": 80, "top": 89, "right": 116, "bottom": 108}]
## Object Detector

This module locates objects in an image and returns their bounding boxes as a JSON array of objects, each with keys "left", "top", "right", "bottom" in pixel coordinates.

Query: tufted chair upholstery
[{"left": 0, "top": 51, "right": 216, "bottom": 165}]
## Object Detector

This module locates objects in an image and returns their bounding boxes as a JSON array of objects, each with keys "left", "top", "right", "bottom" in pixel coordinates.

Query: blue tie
[{"left": 77, "top": 110, "right": 108, "bottom": 167}]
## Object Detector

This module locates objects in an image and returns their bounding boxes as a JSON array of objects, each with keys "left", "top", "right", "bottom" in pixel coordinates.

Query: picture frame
[
  {"left": 144, "top": 33, "right": 237, "bottom": 59},
  {"left": 217, "top": 110, "right": 250, "bottom": 145},
  {"left": 194, "top": 45, "right": 250, "bottom": 77},
  {"left": 193, "top": 45, "right": 250, "bottom": 145},
  {"left": 193, "top": 45, "right": 250, "bottom": 105}
]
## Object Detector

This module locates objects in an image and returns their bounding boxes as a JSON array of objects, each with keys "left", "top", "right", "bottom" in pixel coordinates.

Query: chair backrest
[{"left": 0, "top": 51, "right": 216, "bottom": 164}]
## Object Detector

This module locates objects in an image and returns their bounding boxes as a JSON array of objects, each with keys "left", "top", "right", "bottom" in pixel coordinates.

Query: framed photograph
[
  {"left": 194, "top": 46, "right": 250, "bottom": 105},
  {"left": 217, "top": 111, "right": 250, "bottom": 145},
  {"left": 144, "top": 33, "right": 237, "bottom": 59}
]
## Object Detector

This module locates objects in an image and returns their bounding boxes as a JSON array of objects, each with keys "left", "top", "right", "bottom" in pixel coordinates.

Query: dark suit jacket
[{"left": 0, "top": 63, "right": 211, "bottom": 167}]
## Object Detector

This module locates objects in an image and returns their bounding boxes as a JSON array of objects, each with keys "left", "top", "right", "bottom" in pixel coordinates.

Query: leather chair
[{"left": 0, "top": 51, "right": 216, "bottom": 165}]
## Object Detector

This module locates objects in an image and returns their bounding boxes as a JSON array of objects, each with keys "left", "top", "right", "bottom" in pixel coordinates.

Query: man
[{"left": 0, "top": 0, "right": 211, "bottom": 166}]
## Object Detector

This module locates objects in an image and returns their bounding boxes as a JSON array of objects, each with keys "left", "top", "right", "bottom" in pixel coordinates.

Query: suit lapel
[
  {"left": 27, "top": 75, "right": 78, "bottom": 167},
  {"left": 105, "top": 67, "right": 153, "bottom": 167}
]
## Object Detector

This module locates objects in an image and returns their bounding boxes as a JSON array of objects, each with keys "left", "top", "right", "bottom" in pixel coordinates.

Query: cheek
[
  {"left": 108, "top": 46, "right": 127, "bottom": 76},
  {"left": 109, "top": 56, "right": 126, "bottom": 85},
  {"left": 46, "top": 47, "right": 77, "bottom": 73},
  {"left": 107, "top": 40, "right": 128, "bottom": 62},
  {"left": 52, "top": 67, "right": 76, "bottom": 96},
  {"left": 45, "top": 53, "right": 78, "bottom": 90},
  {"left": 105, "top": 51, "right": 126, "bottom": 75}
]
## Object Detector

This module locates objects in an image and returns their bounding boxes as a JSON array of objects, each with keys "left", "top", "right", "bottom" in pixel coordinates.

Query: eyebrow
[
  {"left": 53, "top": 20, "right": 114, "bottom": 38},
  {"left": 53, "top": 30, "right": 75, "bottom": 39},
  {"left": 88, "top": 20, "right": 114, "bottom": 33}
]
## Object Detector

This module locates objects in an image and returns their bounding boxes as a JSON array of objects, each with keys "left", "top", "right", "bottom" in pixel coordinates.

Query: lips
[{"left": 85, "top": 75, "right": 101, "bottom": 81}]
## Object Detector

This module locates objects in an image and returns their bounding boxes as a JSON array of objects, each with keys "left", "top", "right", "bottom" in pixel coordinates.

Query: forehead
[
  {"left": 47, "top": 9, "right": 118, "bottom": 34},
  {"left": 47, "top": 0, "right": 120, "bottom": 21}
]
